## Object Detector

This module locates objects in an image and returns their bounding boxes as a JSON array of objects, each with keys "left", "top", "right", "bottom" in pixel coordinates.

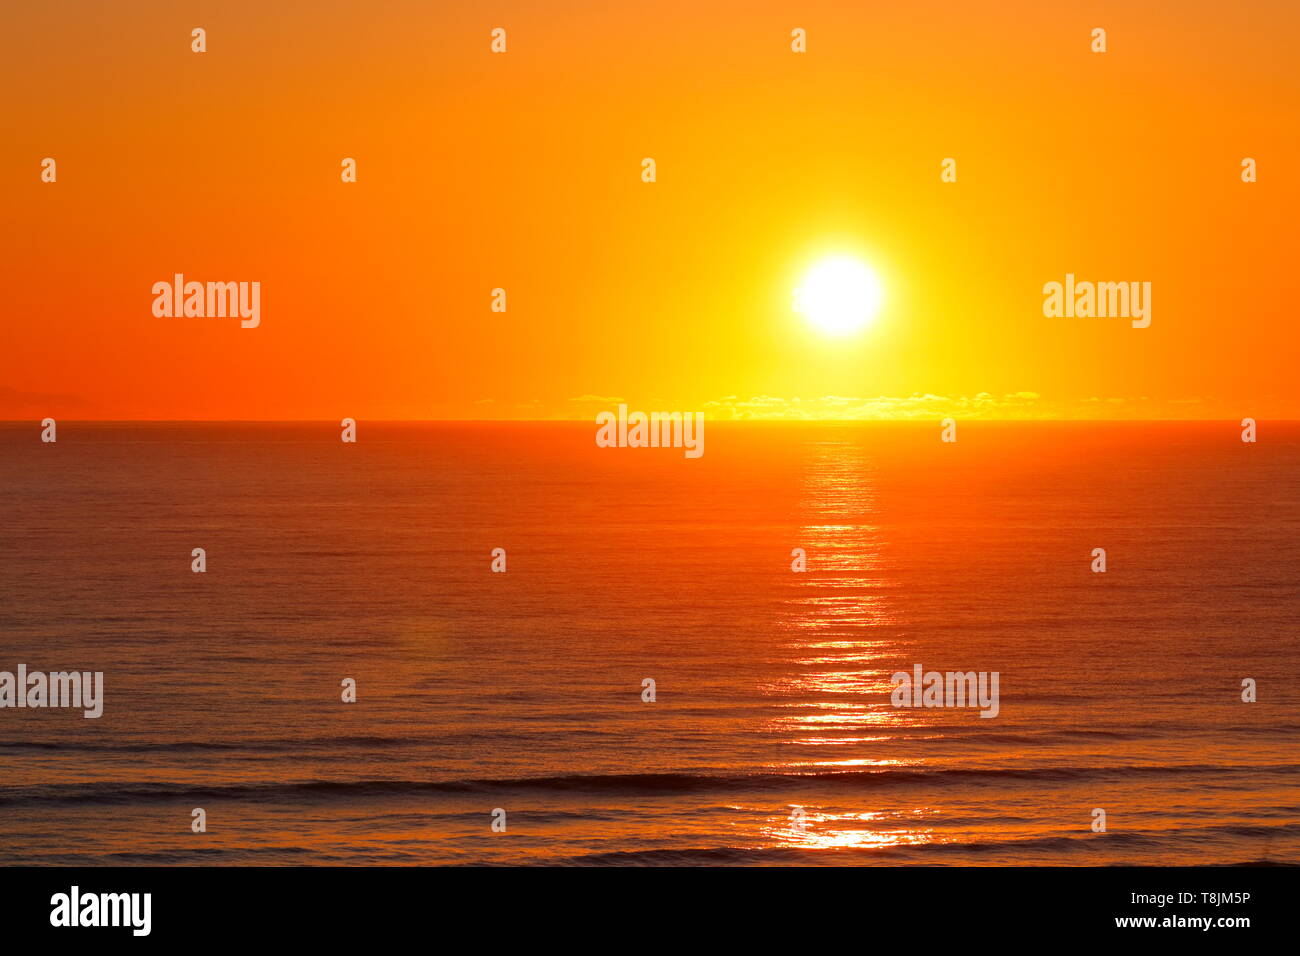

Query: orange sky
[{"left": 3, "top": 0, "right": 1297, "bottom": 420}]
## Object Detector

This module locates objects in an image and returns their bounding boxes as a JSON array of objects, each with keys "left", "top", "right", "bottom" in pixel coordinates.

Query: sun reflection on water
[
  {"left": 762, "top": 436, "right": 937, "bottom": 851},
  {"left": 766, "top": 808, "right": 944, "bottom": 851}
]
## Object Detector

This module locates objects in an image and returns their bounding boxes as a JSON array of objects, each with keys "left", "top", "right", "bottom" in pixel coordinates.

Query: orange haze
[{"left": 2, "top": 1, "right": 1297, "bottom": 420}]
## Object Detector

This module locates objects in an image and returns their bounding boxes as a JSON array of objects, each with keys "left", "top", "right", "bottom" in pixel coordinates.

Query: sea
[{"left": 0, "top": 421, "right": 1296, "bottom": 865}]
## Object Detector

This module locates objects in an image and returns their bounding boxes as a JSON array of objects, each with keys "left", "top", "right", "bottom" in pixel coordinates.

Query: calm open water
[{"left": 0, "top": 421, "right": 1296, "bottom": 865}]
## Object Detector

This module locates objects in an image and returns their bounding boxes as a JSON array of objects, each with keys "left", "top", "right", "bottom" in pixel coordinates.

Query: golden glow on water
[
  {"left": 769, "top": 703, "right": 899, "bottom": 732},
  {"left": 763, "top": 438, "right": 937, "bottom": 851},
  {"left": 765, "top": 809, "right": 942, "bottom": 851},
  {"left": 785, "top": 735, "right": 891, "bottom": 746}
]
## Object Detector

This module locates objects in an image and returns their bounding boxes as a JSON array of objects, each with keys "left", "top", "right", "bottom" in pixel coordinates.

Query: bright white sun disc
[{"left": 794, "top": 256, "right": 884, "bottom": 334}]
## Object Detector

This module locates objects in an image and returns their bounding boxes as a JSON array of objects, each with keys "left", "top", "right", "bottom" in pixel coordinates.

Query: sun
[{"left": 793, "top": 255, "right": 885, "bottom": 335}]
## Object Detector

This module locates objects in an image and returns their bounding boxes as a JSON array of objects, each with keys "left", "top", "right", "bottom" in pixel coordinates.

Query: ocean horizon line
[{"left": 2, "top": 418, "right": 1293, "bottom": 426}]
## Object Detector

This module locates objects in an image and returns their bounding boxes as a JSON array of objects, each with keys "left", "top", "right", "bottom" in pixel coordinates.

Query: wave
[
  {"left": 3, "top": 763, "right": 1297, "bottom": 807},
  {"left": 558, "top": 826, "right": 1300, "bottom": 866},
  {"left": 0, "top": 735, "right": 439, "bottom": 754},
  {"left": 5, "top": 721, "right": 1295, "bottom": 755}
]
